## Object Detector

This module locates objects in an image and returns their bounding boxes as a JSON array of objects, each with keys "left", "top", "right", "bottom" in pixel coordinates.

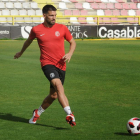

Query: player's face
[{"left": 43, "top": 11, "right": 56, "bottom": 26}]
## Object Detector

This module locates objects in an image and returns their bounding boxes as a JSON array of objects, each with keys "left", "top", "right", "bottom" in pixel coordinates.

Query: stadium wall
[{"left": 1, "top": 25, "right": 140, "bottom": 39}]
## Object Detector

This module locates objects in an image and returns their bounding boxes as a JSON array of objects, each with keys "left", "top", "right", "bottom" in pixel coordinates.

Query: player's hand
[
  {"left": 14, "top": 52, "right": 22, "bottom": 59},
  {"left": 62, "top": 53, "right": 72, "bottom": 63}
]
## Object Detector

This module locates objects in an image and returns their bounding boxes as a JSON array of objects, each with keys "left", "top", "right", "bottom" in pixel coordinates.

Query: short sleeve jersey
[{"left": 29, "top": 23, "right": 72, "bottom": 71}]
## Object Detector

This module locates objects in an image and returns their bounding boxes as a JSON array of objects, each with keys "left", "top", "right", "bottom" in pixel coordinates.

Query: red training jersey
[{"left": 29, "top": 23, "right": 72, "bottom": 71}]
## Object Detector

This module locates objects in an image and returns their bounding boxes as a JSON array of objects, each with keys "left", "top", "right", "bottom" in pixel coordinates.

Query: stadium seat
[
  {"left": 78, "top": 17, "right": 87, "bottom": 24},
  {"left": 59, "top": 2, "right": 68, "bottom": 9},
  {"left": 31, "top": 2, "right": 38, "bottom": 9},
  {"left": 136, "top": 10, "right": 140, "bottom": 15},
  {"left": 137, "top": 3, "right": 140, "bottom": 9},
  {"left": 15, "top": 9, "right": 26, "bottom": 23},
  {"left": 116, "top": 0, "right": 125, "bottom": 2},
  {"left": 72, "top": 10, "right": 80, "bottom": 15},
  {"left": 91, "top": 3, "right": 99, "bottom": 9},
  {"left": 23, "top": 2, "right": 31, "bottom": 9},
  {"left": 75, "top": 3, "right": 83, "bottom": 9},
  {"left": 108, "top": 0, "right": 117, "bottom": 2},
  {"left": 99, "top": 17, "right": 103, "bottom": 24},
  {"left": 18, "top": 0, "right": 25, "bottom": 2},
  {"left": 2, "top": 10, "right": 12, "bottom": 23},
  {"left": 69, "top": 0, "right": 78, "bottom": 2},
  {"left": 2, "top": 9, "right": 10, "bottom": 15},
  {"left": 104, "top": 10, "right": 112, "bottom": 15},
  {"left": 107, "top": 3, "right": 114, "bottom": 9},
  {"left": 81, "top": 10, "right": 88, "bottom": 15},
  {"left": 121, "top": 10, "right": 128, "bottom": 15},
  {"left": 128, "top": 10, "right": 136, "bottom": 16},
  {"left": 83, "top": 2, "right": 92, "bottom": 9},
  {"left": 99, "top": 3, "right": 107, "bottom": 9},
  {"left": 94, "top": 0, "right": 102, "bottom": 2},
  {"left": 97, "top": 10, "right": 104, "bottom": 15},
  {"left": 103, "top": 17, "right": 111, "bottom": 24},
  {"left": 127, "top": 17, "right": 138, "bottom": 24},
  {"left": 11, "top": 10, "right": 19, "bottom": 15},
  {"left": 70, "top": 17, "right": 79, "bottom": 24},
  {"left": 6, "top": 2, "right": 14, "bottom": 9},
  {"left": 36, "top": 10, "right": 42, "bottom": 15},
  {"left": 33, "top": 17, "right": 42, "bottom": 23},
  {"left": 112, "top": 10, "right": 120, "bottom": 15},
  {"left": 85, "top": 0, "right": 94, "bottom": 2},
  {"left": 64, "top": 10, "right": 72, "bottom": 15},
  {"left": 27, "top": 10, "right": 35, "bottom": 15},
  {"left": 115, "top": 3, "right": 122, "bottom": 9},
  {"left": 14, "top": 2, "right": 22, "bottom": 9},
  {"left": 111, "top": 17, "right": 119, "bottom": 24},
  {"left": 86, "top": 17, "right": 96, "bottom": 24},
  {"left": 0, "top": 2, "right": 5, "bottom": 9},
  {"left": 122, "top": 3, "right": 130, "bottom": 10},
  {"left": 101, "top": 0, "right": 108, "bottom": 2},
  {"left": 62, "top": 0, "right": 71, "bottom": 2},
  {"left": 129, "top": 3, "right": 137, "bottom": 10},
  {"left": 10, "top": 0, "right": 17, "bottom": 2},
  {"left": 0, "top": 17, "right": 7, "bottom": 23}
]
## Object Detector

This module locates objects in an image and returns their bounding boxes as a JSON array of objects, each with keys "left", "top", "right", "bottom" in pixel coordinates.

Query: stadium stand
[{"left": 0, "top": 0, "right": 140, "bottom": 25}]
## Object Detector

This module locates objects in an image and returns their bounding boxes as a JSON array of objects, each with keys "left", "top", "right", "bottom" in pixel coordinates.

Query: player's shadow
[{"left": 0, "top": 113, "right": 69, "bottom": 130}]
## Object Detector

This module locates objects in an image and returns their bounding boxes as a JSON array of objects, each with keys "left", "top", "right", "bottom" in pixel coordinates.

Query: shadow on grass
[
  {"left": 114, "top": 132, "right": 138, "bottom": 136},
  {"left": 0, "top": 113, "right": 69, "bottom": 130}
]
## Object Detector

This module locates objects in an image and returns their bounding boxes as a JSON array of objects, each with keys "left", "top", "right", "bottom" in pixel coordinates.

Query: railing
[{"left": 0, "top": 15, "right": 140, "bottom": 25}]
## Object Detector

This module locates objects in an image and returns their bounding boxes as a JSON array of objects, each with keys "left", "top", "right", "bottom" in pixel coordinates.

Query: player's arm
[
  {"left": 62, "top": 37, "right": 76, "bottom": 63},
  {"left": 14, "top": 37, "right": 33, "bottom": 59}
]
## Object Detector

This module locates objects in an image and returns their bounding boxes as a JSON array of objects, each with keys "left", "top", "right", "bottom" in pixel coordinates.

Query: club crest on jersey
[{"left": 55, "top": 31, "right": 60, "bottom": 37}]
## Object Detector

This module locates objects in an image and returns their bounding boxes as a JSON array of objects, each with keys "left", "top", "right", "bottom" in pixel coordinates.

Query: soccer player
[{"left": 14, "top": 5, "right": 76, "bottom": 127}]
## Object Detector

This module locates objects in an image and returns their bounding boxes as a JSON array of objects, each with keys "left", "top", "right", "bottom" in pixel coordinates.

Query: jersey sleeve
[
  {"left": 64, "top": 25, "right": 73, "bottom": 42},
  {"left": 29, "top": 27, "right": 36, "bottom": 40}
]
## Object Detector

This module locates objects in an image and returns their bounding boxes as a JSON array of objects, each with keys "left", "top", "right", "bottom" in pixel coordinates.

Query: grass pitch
[{"left": 0, "top": 40, "right": 140, "bottom": 140}]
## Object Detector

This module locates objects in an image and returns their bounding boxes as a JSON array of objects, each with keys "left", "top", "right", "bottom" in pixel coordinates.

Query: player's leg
[
  {"left": 41, "top": 88, "right": 57, "bottom": 109},
  {"left": 51, "top": 78, "right": 76, "bottom": 126}
]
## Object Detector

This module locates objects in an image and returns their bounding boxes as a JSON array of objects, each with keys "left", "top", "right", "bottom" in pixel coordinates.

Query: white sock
[
  {"left": 37, "top": 106, "right": 45, "bottom": 116},
  {"left": 64, "top": 106, "right": 72, "bottom": 115}
]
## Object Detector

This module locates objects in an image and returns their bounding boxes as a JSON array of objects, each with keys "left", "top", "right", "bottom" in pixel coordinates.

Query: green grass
[{"left": 0, "top": 40, "right": 140, "bottom": 140}]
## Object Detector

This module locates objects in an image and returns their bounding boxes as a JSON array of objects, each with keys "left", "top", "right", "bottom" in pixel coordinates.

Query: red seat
[
  {"left": 73, "top": 10, "right": 80, "bottom": 15},
  {"left": 99, "top": 3, "right": 106, "bottom": 9},
  {"left": 115, "top": 3, "right": 122, "bottom": 9},
  {"left": 130, "top": 3, "right": 138, "bottom": 10},
  {"left": 103, "top": 17, "right": 111, "bottom": 24},
  {"left": 104, "top": 10, "right": 112, "bottom": 15},
  {"left": 127, "top": 17, "right": 138, "bottom": 24},
  {"left": 111, "top": 18, "right": 120, "bottom": 24},
  {"left": 112, "top": 10, "right": 120, "bottom": 15},
  {"left": 107, "top": 3, "right": 114, "bottom": 10},
  {"left": 85, "top": 0, "right": 94, "bottom": 2},
  {"left": 122, "top": 3, "right": 130, "bottom": 10},
  {"left": 116, "top": 0, "right": 125, "bottom": 3},
  {"left": 64, "top": 10, "right": 72, "bottom": 15},
  {"left": 78, "top": 17, "right": 87, "bottom": 24},
  {"left": 136, "top": 10, "right": 140, "bottom": 15},
  {"left": 91, "top": 3, "right": 99, "bottom": 9},
  {"left": 81, "top": 10, "right": 88, "bottom": 15},
  {"left": 120, "top": 10, "right": 128, "bottom": 16},
  {"left": 75, "top": 3, "right": 83, "bottom": 9},
  {"left": 94, "top": 0, "right": 102, "bottom": 2}
]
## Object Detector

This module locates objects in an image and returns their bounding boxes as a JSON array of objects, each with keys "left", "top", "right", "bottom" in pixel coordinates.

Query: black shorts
[{"left": 42, "top": 65, "right": 66, "bottom": 88}]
